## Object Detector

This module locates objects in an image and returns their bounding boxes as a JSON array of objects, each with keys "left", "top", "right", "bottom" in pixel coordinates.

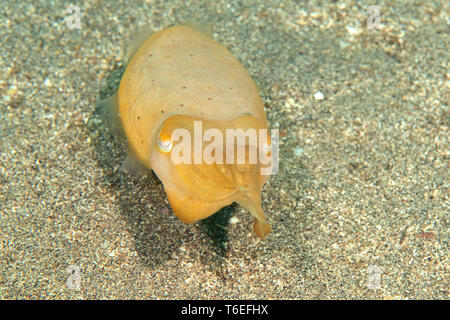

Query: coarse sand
[{"left": 0, "top": 0, "right": 448, "bottom": 299}]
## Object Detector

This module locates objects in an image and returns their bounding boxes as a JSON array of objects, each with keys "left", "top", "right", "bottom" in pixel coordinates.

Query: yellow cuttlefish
[{"left": 113, "top": 24, "right": 273, "bottom": 238}]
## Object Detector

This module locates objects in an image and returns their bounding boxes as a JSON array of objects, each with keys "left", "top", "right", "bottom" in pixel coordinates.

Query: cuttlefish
[{"left": 113, "top": 24, "right": 273, "bottom": 238}]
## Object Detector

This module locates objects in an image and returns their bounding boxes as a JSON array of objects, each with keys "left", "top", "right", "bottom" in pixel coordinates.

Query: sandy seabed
[{"left": 0, "top": 0, "right": 448, "bottom": 299}]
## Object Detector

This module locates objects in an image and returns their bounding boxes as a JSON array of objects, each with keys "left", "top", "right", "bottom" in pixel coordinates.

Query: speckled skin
[
  {"left": 118, "top": 25, "right": 268, "bottom": 167},
  {"left": 117, "top": 25, "right": 271, "bottom": 238}
]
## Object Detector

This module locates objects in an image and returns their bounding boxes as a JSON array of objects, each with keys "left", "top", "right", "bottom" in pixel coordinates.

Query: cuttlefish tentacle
[{"left": 236, "top": 189, "right": 271, "bottom": 239}]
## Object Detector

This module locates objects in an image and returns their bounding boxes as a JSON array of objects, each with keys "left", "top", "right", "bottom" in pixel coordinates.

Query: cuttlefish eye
[{"left": 158, "top": 131, "right": 173, "bottom": 153}]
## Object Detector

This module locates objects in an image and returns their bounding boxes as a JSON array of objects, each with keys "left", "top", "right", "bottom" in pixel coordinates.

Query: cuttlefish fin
[
  {"left": 120, "top": 152, "right": 149, "bottom": 177},
  {"left": 126, "top": 24, "right": 156, "bottom": 64},
  {"left": 96, "top": 94, "right": 125, "bottom": 138},
  {"left": 164, "top": 185, "right": 233, "bottom": 224},
  {"left": 180, "top": 21, "right": 213, "bottom": 39}
]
